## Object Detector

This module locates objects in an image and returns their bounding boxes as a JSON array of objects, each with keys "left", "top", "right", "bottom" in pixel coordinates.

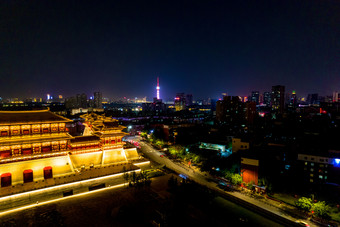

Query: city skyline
[
  {"left": 1, "top": 0, "right": 339, "bottom": 99},
  {"left": 0, "top": 70, "right": 336, "bottom": 102},
  {"left": 0, "top": 82, "right": 336, "bottom": 102}
]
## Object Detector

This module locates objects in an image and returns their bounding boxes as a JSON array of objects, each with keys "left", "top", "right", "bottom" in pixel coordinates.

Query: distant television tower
[{"left": 156, "top": 77, "right": 160, "bottom": 100}]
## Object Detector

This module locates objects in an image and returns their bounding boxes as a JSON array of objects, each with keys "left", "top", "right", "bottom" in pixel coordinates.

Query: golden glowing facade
[
  {"left": 0, "top": 110, "right": 139, "bottom": 188},
  {"left": 81, "top": 113, "right": 127, "bottom": 147}
]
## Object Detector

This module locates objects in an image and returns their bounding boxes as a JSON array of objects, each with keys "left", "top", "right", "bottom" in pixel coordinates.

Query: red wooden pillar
[
  {"left": 23, "top": 169, "right": 33, "bottom": 183},
  {"left": 1, "top": 173, "right": 12, "bottom": 187},
  {"left": 43, "top": 166, "right": 53, "bottom": 179}
]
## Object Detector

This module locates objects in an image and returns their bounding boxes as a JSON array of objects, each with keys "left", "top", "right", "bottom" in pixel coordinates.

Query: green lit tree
[
  {"left": 295, "top": 197, "right": 313, "bottom": 212},
  {"left": 140, "top": 131, "right": 148, "bottom": 139},
  {"left": 155, "top": 140, "right": 165, "bottom": 149},
  {"left": 169, "top": 145, "right": 185, "bottom": 158},
  {"left": 224, "top": 171, "right": 233, "bottom": 181},
  {"left": 231, "top": 174, "right": 243, "bottom": 186},
  {"left": 191, "top": 154, "right": 201, "bottom": 163},
  {"left": 312, "top": 201, "right": 330, "bottom": 218}
]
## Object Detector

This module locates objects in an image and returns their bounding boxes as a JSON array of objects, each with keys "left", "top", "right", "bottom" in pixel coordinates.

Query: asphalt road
[{"left": 128, "top": 136, "right": 318, "bottom": 227}]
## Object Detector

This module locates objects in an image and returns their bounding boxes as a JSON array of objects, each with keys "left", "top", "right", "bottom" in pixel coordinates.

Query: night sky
[{"left": 1, "top": 0, "right": 339, "bottom": 100}]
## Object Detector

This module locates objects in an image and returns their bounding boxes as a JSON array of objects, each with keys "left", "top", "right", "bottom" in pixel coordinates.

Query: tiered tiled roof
[{"left": 0, "top": 109, "right": 72, "bottom": 125}]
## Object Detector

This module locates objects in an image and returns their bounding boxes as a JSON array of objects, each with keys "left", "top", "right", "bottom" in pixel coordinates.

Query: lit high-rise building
[
  {"left": 250, "top": 91, "right": 259, "bottom": 105},
  {"left": 333, "top": 91, "right": 340, "bottom": 102},
  {"left": 94, "top": 92, "right": 102, "bottom": 108},
  {"left": 185, "top": 94, "right": 193, "bottom": 106},
  {"left": 174, "top": 93, "right": 186, "bottom": 111},
  {"left": 307, "top": 93, "right": 319, "bottom": 105},
  {"left": 80, "top": 93, "right": 87, "bottom": 108},
  {"left": 216, "top": 96, "right": 245, "bottom": 124},
  {"left": 289, "top": 90, "right": 297, "bottom": 108},
  {"left": 263, "top": 92, "right": 271, "bottom": 106},
  {"left": 271, "top": 85, "right": 285, "bottom": 113},
  {"left": 259, "top": 93, "right": 263, "bottom": 104},
  {"left": 76, "top": 93, "right": 87, "bottom": 108}
]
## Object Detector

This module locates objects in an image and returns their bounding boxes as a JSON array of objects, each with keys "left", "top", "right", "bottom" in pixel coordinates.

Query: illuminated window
[
  {"left": 0, "top": 146, "right": 11, "bottom": 158},
  {"left": 41, "top": 124, "right": 50, "bottom": 133},
  {"left": 10, "top": 126, "right": 20, "bottom": 135},
  {"left": 305, "top": 162, "right": 308, "bottom": 165},
  {"left": 59, "top": 123, "right": 65, "bottom": 131},
  {"left": 1, "top": 131, "right": 8, "bottom": 136},
  {"left": 32, "top": 143, "right": 41, "bottom": 153},
  {"left": 319, "top": 175, "right": 323, "bottom": 179},
  {"left": 32, "top": 125, "right": 40, "bottom": 133},
  {"left": 51, "top": 124, "right": 58, "bottom": 132},
  {"left": 311, "top": 163, "right": 314, "bottom": 166},
  {"left": 12, "top": 145, "right": 21, "bottom": 156},
  {"left": 310, "top": 168, "right": 314, "bottom": 172},
  {"left": 310, "top": 174, "right": 314, "bottom": 177},
  {"left": 0, "top": 126, "right": 9, "bottom": 136},
  {"left": 52, "top": 141, "right": 59, "bottom": 151},
  {"left": 310, "top": 179, "right": 313, "bottom": 183},
  {"left": 21, "top": 125, "right": 30, "bottom": 135},
  {"left": 22, "top": 144, "right": 32, "bottom": 155},
  {"left": 42, "top": 142, "right": 51, "bottom": 152}
]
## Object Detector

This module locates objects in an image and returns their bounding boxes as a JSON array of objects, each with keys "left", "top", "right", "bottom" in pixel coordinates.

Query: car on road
[
  {"left": 217, "top": 181, "right": 234, "bottom": 192},
  {"left": 295, "top": 220, "right": 310, "bottom": 227}
]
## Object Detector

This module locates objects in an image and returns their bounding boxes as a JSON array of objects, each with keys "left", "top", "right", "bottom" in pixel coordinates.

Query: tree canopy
[
  {"left": 295, "top": 197, "right": 313, "bottom": 212},
  {"left": 312, "top": 201, "right": 330, "bottom": 218}
]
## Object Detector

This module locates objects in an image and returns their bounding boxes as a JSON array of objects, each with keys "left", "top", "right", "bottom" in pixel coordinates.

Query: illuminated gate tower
[
  {"left": 77, "top": 113, "right": 139, "bottom": 165},
  {"left": 0, "top": 109, "right": 73, "bottom": 187},
  {"left": 0, "top": 110, "right": 139, "bottom": 188}
]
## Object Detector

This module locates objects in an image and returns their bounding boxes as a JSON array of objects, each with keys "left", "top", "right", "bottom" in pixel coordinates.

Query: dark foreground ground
[{"left": 0, "top": 174, "right": 283, "bottom": 227}]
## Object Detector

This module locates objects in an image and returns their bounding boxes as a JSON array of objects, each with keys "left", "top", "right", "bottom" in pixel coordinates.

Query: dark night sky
[{"left": 0, "top": 0, "right": 339, "bottom": 100}]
